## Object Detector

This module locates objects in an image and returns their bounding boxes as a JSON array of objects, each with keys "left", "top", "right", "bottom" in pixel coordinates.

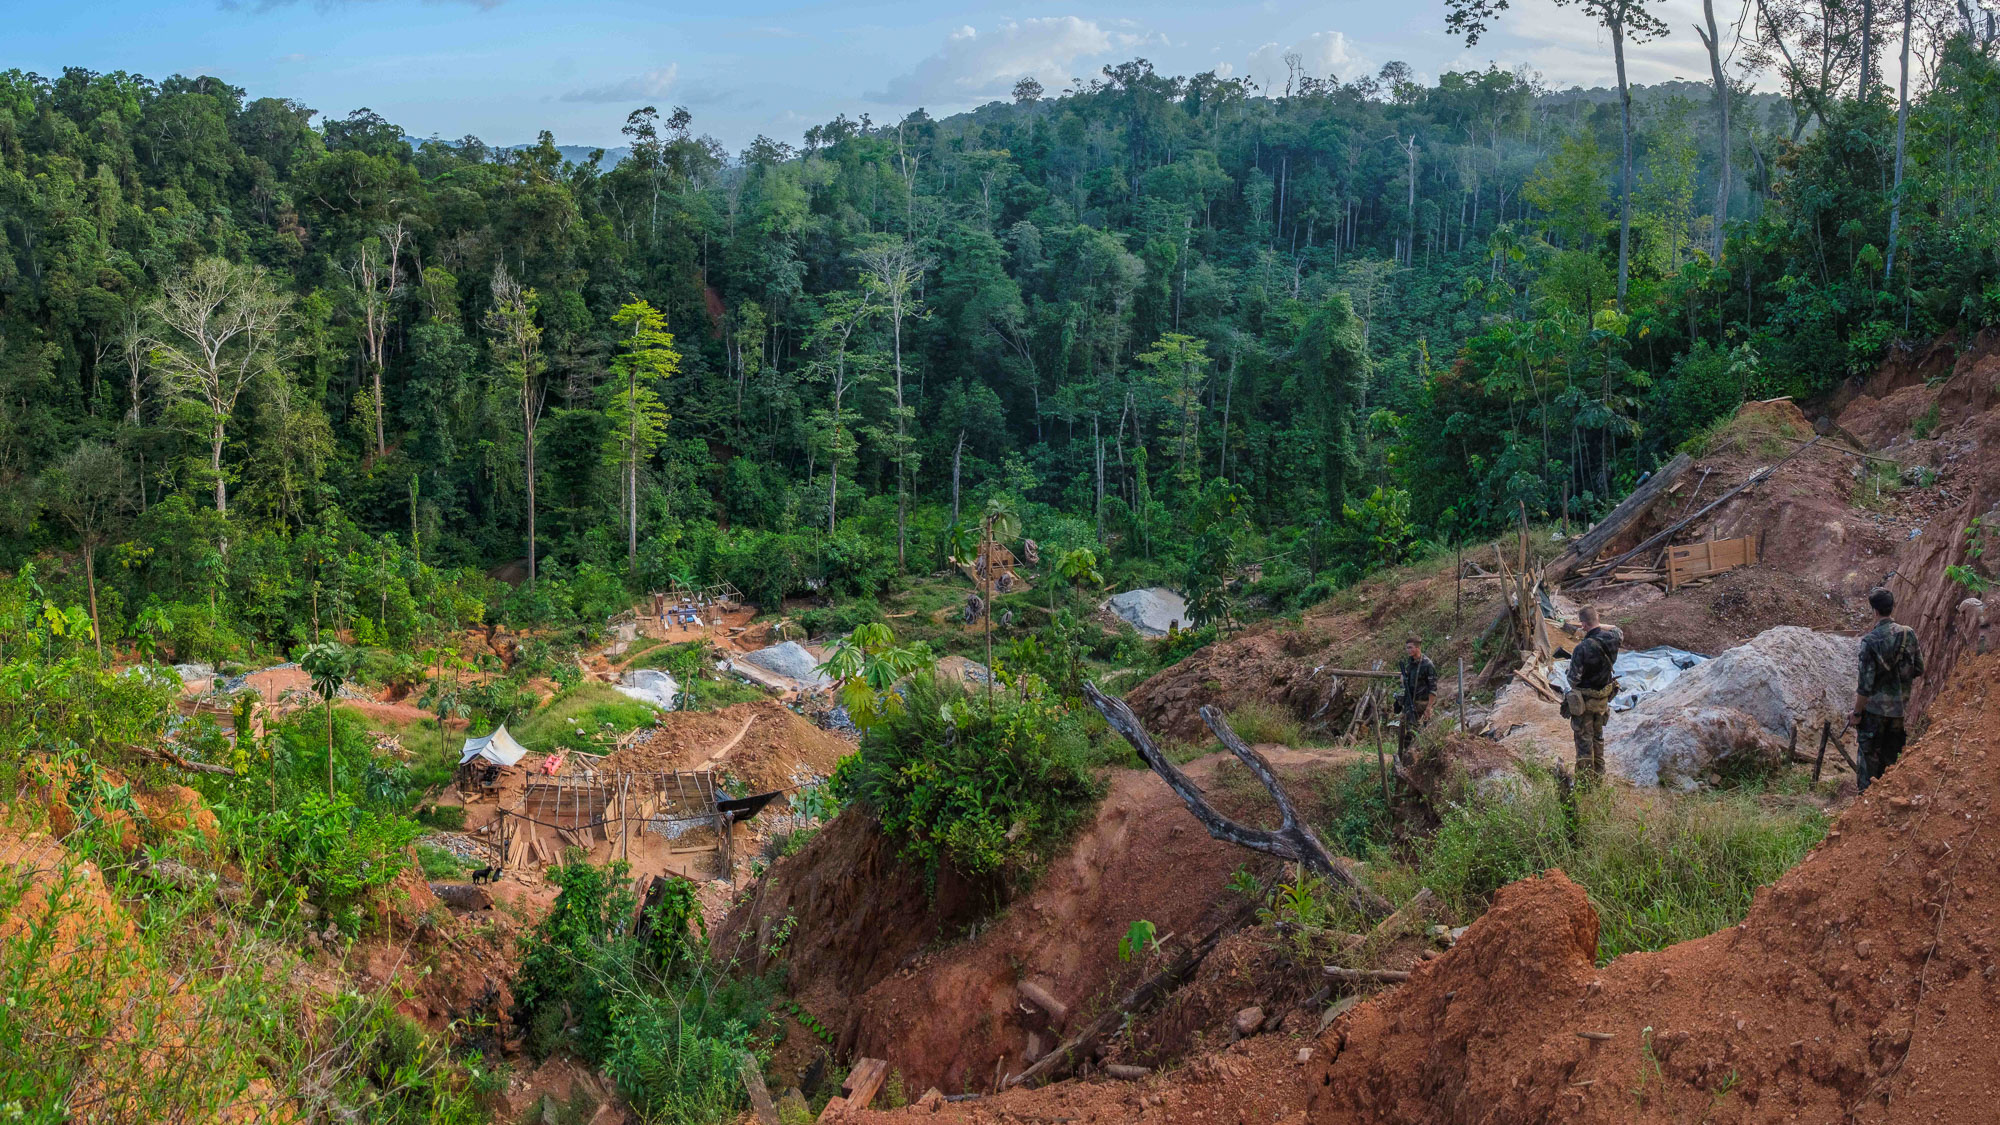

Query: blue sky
[{"left": 9, "top": 0, "right": 1728, "bottom": 151}]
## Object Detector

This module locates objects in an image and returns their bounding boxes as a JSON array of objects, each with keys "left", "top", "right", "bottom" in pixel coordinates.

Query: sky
[{"left": 7, "top": 0, "right": 1741, "bottom": 152}]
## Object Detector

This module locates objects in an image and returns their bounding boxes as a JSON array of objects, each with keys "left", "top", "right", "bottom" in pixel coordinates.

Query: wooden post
[
  {"left": 1811, "top": 720, "right": 1833, "bottom": 784},
  {"left": 1454, "top": 544, "right": 1463, "bottom": 634},
  {"left": 1373, "top": 708, "right": 1388, "bottom": 804},
  {"left": 1457, "top": 656, "right": 1467, "bottom": 731}
]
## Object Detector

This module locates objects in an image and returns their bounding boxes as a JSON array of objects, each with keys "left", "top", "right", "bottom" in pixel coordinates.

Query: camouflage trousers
[
  {"left": 1570, "top": 689, "right": 1613, "bottom": 779},
  {"left": 1855, "top": 713, "right": 1908, "bottom": 793}
]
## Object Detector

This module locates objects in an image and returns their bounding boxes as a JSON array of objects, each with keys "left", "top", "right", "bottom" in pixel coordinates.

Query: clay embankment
[{"left": 714, "top": 747, "right": 1360, "bottom": 1096}]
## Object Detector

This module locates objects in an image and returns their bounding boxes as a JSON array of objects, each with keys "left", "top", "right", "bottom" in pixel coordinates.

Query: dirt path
[{"left": 699, "top": 715, "right": 757, "bottom": 766}]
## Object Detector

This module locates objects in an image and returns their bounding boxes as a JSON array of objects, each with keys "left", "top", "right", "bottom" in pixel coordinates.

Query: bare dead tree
[
  {"left": 148, "top": 257, "right": 293, "bottom": 516},
  {"left": 1083, "top": 682, "right": 1394, "bottom": 919},
  {"left": 339, "top": 218, "right": 408, "bottom": 457}
]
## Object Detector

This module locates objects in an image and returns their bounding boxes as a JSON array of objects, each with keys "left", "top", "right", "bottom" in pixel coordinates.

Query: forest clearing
[{"left": 9, "top": 4, "right": 2000, "bottom": 1121}]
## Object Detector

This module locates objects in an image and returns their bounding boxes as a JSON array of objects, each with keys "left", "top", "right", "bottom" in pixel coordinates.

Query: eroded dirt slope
[{"left": 718, "top": 748, "right": 1357, "bottom": 1095}]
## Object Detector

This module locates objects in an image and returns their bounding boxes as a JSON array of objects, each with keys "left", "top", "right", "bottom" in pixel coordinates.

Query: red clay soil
[
  {"left": 1126, "top": 567, "right": 1509, "bottom": 745},
  {"left": 716, "top": 748, "right": 1358, "bottom": 1096},
  {"left": 1604, "top": 564, "right": 1869, "bottom": 655}
]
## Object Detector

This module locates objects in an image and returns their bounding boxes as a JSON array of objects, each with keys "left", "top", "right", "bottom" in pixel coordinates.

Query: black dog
[{"left": 470, "top": 865, "right": 502, "bottom": 885}]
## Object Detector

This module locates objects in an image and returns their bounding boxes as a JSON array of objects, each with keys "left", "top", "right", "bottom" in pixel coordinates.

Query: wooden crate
[{"left": 1667, "top": 535, "right": 1760, "bottom": 591}]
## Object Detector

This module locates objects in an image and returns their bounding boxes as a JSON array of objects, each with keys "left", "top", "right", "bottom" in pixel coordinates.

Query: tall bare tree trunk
[
  {"left": 1885, "top": 0, "right": 1915, "bottom": 280},
  {"left": 212, "top": 419, "right": 227, "bottom": 514},
  {"left": 84, "top": 546, "right": 102, "bottom": 660},
  {"left": 1699, "top": 0, "right": 1733, "bottom": 260},
  {"left": 1613, "top": 16, "right": 1634, "bottom": 309},
  {"left": 525, "top": 401, "right": 537, "bottom": 587},
  {"left": 952, "top": 431, "right": 965, "bottom": 524},
  {"left": 628, "top": 360, "right": 640, "bottom": 573},
  {"left": 892, "top": 310, "right": 907, "bottom": 571}
]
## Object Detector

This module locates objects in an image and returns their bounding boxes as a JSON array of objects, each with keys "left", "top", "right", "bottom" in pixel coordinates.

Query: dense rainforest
[
  {"left": 12, "top": 9, "right": 2000, "bottom": 1122},
  {"left": 5, "top": 21, "right": 2000, "bottom": 655}
]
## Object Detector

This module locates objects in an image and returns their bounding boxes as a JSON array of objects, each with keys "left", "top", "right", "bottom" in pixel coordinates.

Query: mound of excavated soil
[
  {"left": 604, "top": 700, "right": 853, "bottom": 795},
  {"left": 740, "top": 641, "right": 831, "bottom": 687},
  {"left": 1601, "top": 564, "right": 1868, "bottom": 655},
  {"left": 1106, "top": 588, "right": 1190, "bottom": 637}
]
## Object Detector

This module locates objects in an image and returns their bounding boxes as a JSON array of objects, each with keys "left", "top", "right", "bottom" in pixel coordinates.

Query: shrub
[
  {"left": 833, "top": 675, "right": 1102, "bottom": 885},
  {"left": 416, "top": 803, "right": 468, "bottom": 830},
  {"left": 248, "top": 792, "right": 421, "bottom": 917},
  {"left": 511, "top": 858, "right": 775, "bottom": 1124}
]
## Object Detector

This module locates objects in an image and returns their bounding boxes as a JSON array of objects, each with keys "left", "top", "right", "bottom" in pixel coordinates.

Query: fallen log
[
  {"left": 1085, "top": 682, "right": 1393, "bottom": 919},
  {"left": 1572, "top": 438, "right": 1822, "bottom": 587},
  {"left": 1545, "top": 453, "right": 1692, "bottom": 583},
  {"left": 139, "top": 747, "right": 238, "bottom": 776},
  {"left": 1323, "top": 967, "right": 1413, "bottom": 985},
  {"left": 1102, "top": 1065, "right": 1152, "bottom": 1081},
  {"left": 819, "top": 1058, "right": 888, "bottom": 1120},
  {"left": 1362, "top": 887, "right": 1438, "bottom": 948},
  {"left": 1009, "top": 894, "right": 1263, "bottom": 1088}
]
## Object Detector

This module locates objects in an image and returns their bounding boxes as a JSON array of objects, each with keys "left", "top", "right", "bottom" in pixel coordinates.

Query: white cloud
[
  {"left": 871, "top": 17, "right": 1153, "bottom": 105},
  {"left": 1246, "top": 31, "right": 1372, "bottom": 93},
  {"left": 559, "top": 66, "right": 679, "bottom": 105}
]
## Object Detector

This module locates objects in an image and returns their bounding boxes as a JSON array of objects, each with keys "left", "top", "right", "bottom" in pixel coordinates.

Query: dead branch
[
  {"left": 1082, "top": 681, "right": 1392, "bottom": 920},
  {"left": 1009, "top": 893, "right": 1261, "bottom": 1088},
  {"left": 1323, "top": 967, "right": 1412, "bottom": 985},
  {"left": 1544, "top": 453, "right": 1692, "bottom": 583}
]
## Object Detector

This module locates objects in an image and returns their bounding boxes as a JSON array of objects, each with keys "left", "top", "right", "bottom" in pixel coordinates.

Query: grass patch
[
  {"left": 1391, "top": 770, "right": 1828, "bottom": 959},
  {"left": 416, "top": 842, "right": 475, "bottom": 880},
  {"left": 1225, "top": 699, "right": 1305, "bottom": 747},
  {"left": 512, "top": 681, "right": 662, "bottom": 753},
  {"left": 1912, "top": 400, "right": 1941, "bottom": 440}
]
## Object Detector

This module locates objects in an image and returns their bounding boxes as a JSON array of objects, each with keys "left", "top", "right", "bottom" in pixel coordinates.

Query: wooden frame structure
[
  {"left": 496, "top": 767, "right": 733, "bottom": 874},
  {"left": 1666, "top": 534, "right": 1760, "bottom": 590}
]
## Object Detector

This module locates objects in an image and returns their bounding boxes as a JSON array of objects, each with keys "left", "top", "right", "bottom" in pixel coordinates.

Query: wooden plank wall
[{"left": 1667, "top": 535, "right": 1760, "bottom": 590}]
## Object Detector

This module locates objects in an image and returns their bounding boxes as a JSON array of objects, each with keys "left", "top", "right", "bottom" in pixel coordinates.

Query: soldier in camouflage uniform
[
  {"left": 1566, "top": 606, "right": 1621, "bottom": 781},
  {"left": 1853, "top": 586, "right": 1924, "bottom": 793}
]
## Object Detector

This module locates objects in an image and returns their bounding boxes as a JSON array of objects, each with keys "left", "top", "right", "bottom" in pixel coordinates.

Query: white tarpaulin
[
  {"left": 1550, "top": 646, "right": 1708, "bottom": 712},
  {"left": 458, "top": 725, "right": 531, "bottom": 767},
  {"left": 616, "top": 668, "right": 682, "bottom": 709}
]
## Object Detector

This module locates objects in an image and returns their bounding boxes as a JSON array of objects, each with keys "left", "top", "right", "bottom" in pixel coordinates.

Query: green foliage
[
  {"left": 511, "top": 858, "right": 774, "bottom": 1124},
  {"left": 833, "top": 674, "right": 1102, "bottom": 883},
  {"left": 818, "top": 623, "right": 932, "bottom": 730},
  {"left": 416, "top": 842, "right": 474, "bottom": 880},
  {"left": 511, "top": 681, "right": 663, "bottom": 753},
  {"left": 1117, "top": 918, "right": 1159, "bottom": 962},
  {"left": 245, "top": 792, "right": 421, "bottom": 918}
]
